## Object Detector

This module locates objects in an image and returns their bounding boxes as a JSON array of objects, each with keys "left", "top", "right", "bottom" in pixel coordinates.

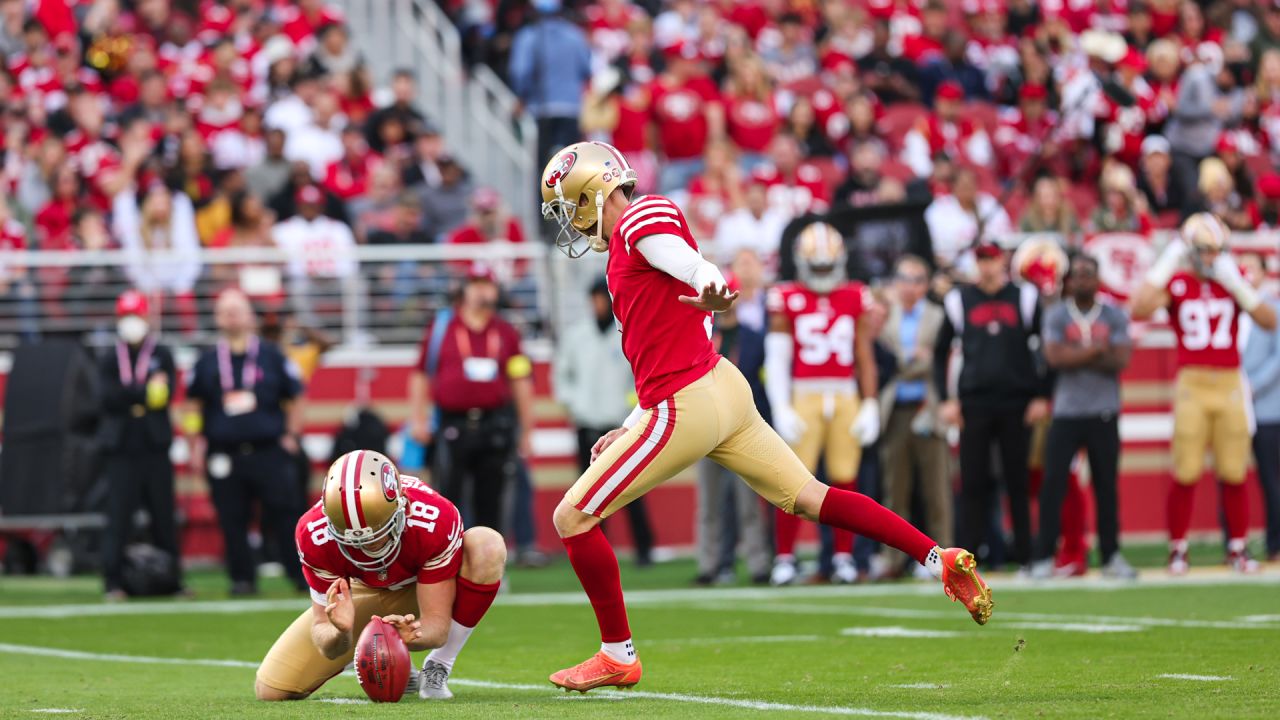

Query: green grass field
[{"left": 2, "top": 553, "right": 1279, "bottom": 720}]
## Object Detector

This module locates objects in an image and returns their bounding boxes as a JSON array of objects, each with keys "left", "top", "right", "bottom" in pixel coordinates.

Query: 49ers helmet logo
[
  {"left": 544, "top": 151, "right": 577, "bottom": 189},
  {"left": 379, "top": 462, "right": 399, "bottom": 501}
]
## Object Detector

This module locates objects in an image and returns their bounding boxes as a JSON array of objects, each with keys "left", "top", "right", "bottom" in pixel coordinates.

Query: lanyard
[
  {"left": 116, "top": 337, "right": 156, "bottom": 386},
  {"left": 217, "top": 336, "right": 259, "bottom": 392},
  {"left": 1065, "top": 299, "right": 1103, "bottom": 347},
  {"left": 454, "top": 323, "right": 500, "bottom": 360}
]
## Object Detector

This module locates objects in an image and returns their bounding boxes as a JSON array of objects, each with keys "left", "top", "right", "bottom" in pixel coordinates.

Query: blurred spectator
[
  {"left": 1214, "top": 133, "right": 1255, "bottom": 203},
  {"left": 269, "top": 161, "right": 348, "bottom": 224},
  {"left": 877, "top": 255, "right": 950, "bottom": 578},
  {"left": 15, "top": 134, "right": 66, "bottom": 222},
  {"left": 1089, "top": 162, "right": 1151, "bottom": 233},
  {"left": 919, "top": 32, "right": 988, "bottom": 103},
  {"left": 282, "top": 90, "right": 343, "bottom": 180},
  {"left": 212, "top": 106, "right": 267, "bottom": 172},
  {"left": 1033, "top": 254, "right": 1135, "bottom": 580},
  {"left": 1018, "top": 176, "right": 1081, "bottom": 237},
  {"left": 112, "top": 182, "right": 202, "bottom": 322},
  {"left": 858, "top": 20, "right": 922, "bottom": 105},
  {"left": 1136, "top": 135, "right": 1188, "bottom": 214},
  {"left": 272, "top": 184, "right": 357, "bottom": 280},
  {"left": 652, "top": 40, "right": 725, "bottom": 193},
  {"left": 681, "top": 141, "right": 744, "bottom": 240},
  {"left": 713, "top": 177, "right": 787, "bottom": 268},
  {"left": 722, "top": 55, "right": 780, "bottom": 167},
  {"left": 783, "top": 96, "right": 837, "bottom": 160},
  {"left": 924, "top": 167, "right": 1011, "bottom": 274},
  {"left": 0, "top": 0, "right": 22, "bottom": 57},
  {"left": 99, "top": 290, "right": 183, "bottom": 601},
  {"left": 349, "top": 164, "right": 405, "bottom": 238},
  {"left": 1257, "top": 173, "right": 1280, "bottom": 229},
  {"left": 760, "top": 12, "right": 816, "bottom": 84},
  {"left": 1166, "top": 45, "right": 1241, "bottom": 187},
  {"left": 1251, "top": 2, "right": 1280, "bottom": 61},
  {"left": 555, "top": 277, "right": 654, "bottom": 567},
  {"left": 304, "top": 22, "right": 361, "bottom": 77},
  {"left": 508, "top": 0, "right": 592, "bottom": 171},
  {"left": 245, "top": 128, "right": 291, "bottom": 202},
  {"left": 935, "top": 241, "right": 1050, "bottom": 569},
  {"left": 834, "top": 142, "right": 890, "bottom": 208},
  {"left": 402, "top": 124, "right": 446, "bottom": 190},
  {"left": 264, "top": 71, "right": 321, "bottom": 134},
  {"left": 419, "top": 155, "right": 473, "bottom": 239},
  {"left": 321, "top": 125, "right": 380, "bottom": 201},
  {"left": 408, "top": 267, "right": 534, "bottom": 531},
  {"left": 1192, "top": 156, "right": 1253, "bottom": 231},
  {"left": 902, "top": 81, "right": 993, "bottom": 178},
  {"left": 994, "top": 84, "right": 1060, "bottom": 181},
  {"left": 0, "top": 195, "right": 36, "bottom": 339},
  {"left": 1241, "top": 253, "right": 1280, "bottom": 563},
  {"left": 752, "top": 133, "right": 830, "bottom": 216},
  {"left": 364, "top": 69, "right": 427, "bottom": 154},
  {"left": 367, "top": 192, "right": 430, "bottom": 245},
  {"left": 902, "top": 1, "right": 949, "bottom": 65}
]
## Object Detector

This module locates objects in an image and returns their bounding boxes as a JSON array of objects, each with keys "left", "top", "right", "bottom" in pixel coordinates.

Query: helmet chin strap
[{"left": 589, "top": 189, "right": 607, "bottom": 253}]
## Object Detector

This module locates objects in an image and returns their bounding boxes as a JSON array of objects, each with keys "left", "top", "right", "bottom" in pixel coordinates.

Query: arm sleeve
[
  {"left": 507, "top": 30, "right": 531, "bottom": 100},
  {"left": 622, "top": 403, "right": 645, "bottom": 429},
  {"left": 635, "top": 233, "right": 726, "bottom": 291},
  {"left": 763, "top": 331, "right": 794, "bottom": 414}
]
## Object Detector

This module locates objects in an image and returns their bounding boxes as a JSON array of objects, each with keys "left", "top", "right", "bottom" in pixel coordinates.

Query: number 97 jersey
[
  {"left": 1167, "top": 272, "right": 1241, "bottom": 369},
  {"left": 295, "top": 477, "right": 463, "bottom": 604},
  {"left": 767, "top": 281, "right": 870, "bottom": 379}
]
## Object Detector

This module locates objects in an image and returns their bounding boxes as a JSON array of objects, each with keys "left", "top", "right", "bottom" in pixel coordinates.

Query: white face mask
[{"left": 117, "top": 316, "right": 150, "bottom": 344}]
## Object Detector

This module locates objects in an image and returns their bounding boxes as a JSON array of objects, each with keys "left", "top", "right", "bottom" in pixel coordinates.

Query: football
[{"left": 354, "top": 617, "right": 412, "bottom": 703}]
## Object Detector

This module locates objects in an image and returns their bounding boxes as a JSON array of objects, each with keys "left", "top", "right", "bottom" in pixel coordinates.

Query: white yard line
[
  {"left": 1155, "top": 674, "right": 1234, "bottom": 682},
  {"left": 27, "top": 711, "right": 84, "bottom": 715},
  {"left": 316, "top": 698, "right": 370, "bottom": 705},
  {"left": 888, "top": 684, "right": 949, "bottom": 690},
  {"left": 0, "top": 643, "right": 986, "bottom": 720},
  {"left": 840, "top": 627, "right": 960, "bottom": 638}
]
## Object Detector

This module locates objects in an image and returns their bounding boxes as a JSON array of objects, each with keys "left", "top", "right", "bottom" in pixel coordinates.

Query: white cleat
[
  {"left": 418, "top": 660, "right": 454, "bottom": 700},
  {"left": 832, "top": 554, "right": 858, "bottom": 584},
  {"left": 770, "top": 558, "right": 798, "bottom": 586}
]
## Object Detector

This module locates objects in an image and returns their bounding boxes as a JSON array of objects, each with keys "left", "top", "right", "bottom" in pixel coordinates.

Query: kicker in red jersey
[
  {"left": 296, "top": 476, "right": 463, "bottom": 603},
  {"left": 1166, "top": 271, "right": 1242, "bottom": 369},
  {"left": 607, "top": 195, "right": 720, "bottom": 408},
  {"left": 767, "top": 282, "right": 871, "bottom": 380}
]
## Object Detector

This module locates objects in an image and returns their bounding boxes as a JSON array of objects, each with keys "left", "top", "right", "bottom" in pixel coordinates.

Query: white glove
[
  {"left": 1211, "top": 253, "right": 1261, "bottom": 312},
  {"left": 1144, "top": 237, "right": 1187, "bottom": 288},
  {"left": 773, "top": 405, "right": 806, "bottom": 445},
  {"left": 851, "top": 401, "right": 880, "bottom": 447}
]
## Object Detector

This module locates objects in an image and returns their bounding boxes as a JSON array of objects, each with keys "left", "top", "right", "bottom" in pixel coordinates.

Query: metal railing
[
  {"left": 336, "top": 0, "right": 539, "bottom": 232},
  {"left": 0, "top": 244, "right": 550, "bottom": 350}
]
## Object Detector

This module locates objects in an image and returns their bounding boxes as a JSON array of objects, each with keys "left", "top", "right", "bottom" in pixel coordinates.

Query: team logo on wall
[
  {"left": 1087, "top": 233, "right": 1157, "bottom": 300},
  {"left": 544, "top": 151, "right": 578, "bottom": 189},
  {"left": 380, "top": 462, "right": 399, "bottom": 501}
]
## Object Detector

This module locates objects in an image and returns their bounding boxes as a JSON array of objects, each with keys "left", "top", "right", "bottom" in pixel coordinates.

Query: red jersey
[
  {"left": 751, "top": 163, "right": 830, "bottom": 216},
  {"left": 766, "top": 282, "right": 870, "bottom": 380},
  {"left": 723, "top": 92, "right": 780, "bottom": 153},
  {"left": 414, "top": 312, "right": 526, "bottom": 412},
  {"left": 650, "top": 76, "right": 721, "bottom": 161},
  {"left": 1100, "top": 81, "right": 1158, "bottom": 168},
  {"left": 682, "top": 175, "right": 730, "bottom": 240},
  {"left": 322, "top": 154, "right": 381, "bottom": 200},
  {"left": 993, "top": 107, "right": 1058, "bottom": 177},
  {"left": 296, "top": 476, "right": 463, "bottom": 603},
  {"left": 1166, "top": 271, "right": 1241, "bottom": 369},
  {"left": 612, "top": 84, "right": 652, "bottom": 154},
  {"left": 607, "top": 195, "right": 720, "bottom": 407}
]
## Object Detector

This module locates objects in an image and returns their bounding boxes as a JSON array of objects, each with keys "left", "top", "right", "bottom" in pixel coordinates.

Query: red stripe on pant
[
  {"left": 574, "top": 404, "right": 661, "bottom": 513},
  {"left": 595, "top": 400, "right": 677, "bottom": 512}
]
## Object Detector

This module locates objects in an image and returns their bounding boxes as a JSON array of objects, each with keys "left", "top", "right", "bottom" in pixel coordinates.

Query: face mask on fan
[{"left": 117, "top": 316, "right": 150, "bottom": 344}]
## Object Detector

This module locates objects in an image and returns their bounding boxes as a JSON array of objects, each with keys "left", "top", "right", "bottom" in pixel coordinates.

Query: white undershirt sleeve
[
  {"left": 622, "top": 403, "right": 645, "bottom": 429},
  {"left": 635, "top": 233, "right": 726, "bottom": 292}
]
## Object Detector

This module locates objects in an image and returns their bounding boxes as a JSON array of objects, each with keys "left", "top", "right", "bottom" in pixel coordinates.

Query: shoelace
[{"left": 422, "top": 663, "right": 450, "bottom": 689}]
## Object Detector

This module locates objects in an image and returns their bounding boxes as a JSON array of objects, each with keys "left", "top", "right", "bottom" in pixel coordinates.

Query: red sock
[
  {"left": 1056, "top": 474, "right": 1089, "bottom": 567},
  {"left": 452, "top": 576, "right": 500, "bottom": 628},
  {"left": 1221, "top": 481, "right": 1249, "bottom": 541},
  {"left": 562, "top": 526, "right": 631, "bottom": 642},
  {"left": 774, "top": 507, "right": 801, "bottom": 557},
  {"left": 818, "top": 486, "right": 935, "bottom": 564},
  {"left": 1167, "top": 481, "right": 1196, "bottom": 543},
  {"left": 831, "top": 481, "right": 856, "bottom": 554}
]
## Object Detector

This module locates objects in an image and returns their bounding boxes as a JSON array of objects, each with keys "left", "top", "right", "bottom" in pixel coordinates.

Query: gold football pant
[
  {"left": 1172, "top": 367, "right": 1252, "bottom": 485},
  {"left": 565, "top": 358, "right": 813, "bottom": 517},
  {"left": 256, "top": 582, "right": 417, "bottom": 695},
  {"left": 791, "top": 390, "right": 862, "bottom": 481}
]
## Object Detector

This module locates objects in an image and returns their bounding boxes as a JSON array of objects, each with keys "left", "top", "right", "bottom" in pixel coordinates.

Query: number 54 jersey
[
  {"left": 1167, "top": 272, "right": 1241, "bottom": 369},
  {"left": 295, "top": 476, "right": 463, "bottom": 604},
  {"left": 767, "top": 281, "right": 871, "bottom": 380}
]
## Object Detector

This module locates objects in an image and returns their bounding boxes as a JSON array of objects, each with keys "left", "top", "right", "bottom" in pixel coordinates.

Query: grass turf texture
[{"left": 1, "top": 552, "right": 1278, "bottom": 719}]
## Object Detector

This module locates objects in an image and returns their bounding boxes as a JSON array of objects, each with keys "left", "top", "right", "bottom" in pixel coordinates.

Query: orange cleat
[
  {"left": 549, "top": 651, "right": 644, "bottom": 693},
  {"left": 940, "top": 548, "right": 993, "bottom": 625}
]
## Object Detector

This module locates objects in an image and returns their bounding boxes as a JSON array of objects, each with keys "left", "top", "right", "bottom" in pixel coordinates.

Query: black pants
[
  {"left": 102, "top": 452, "right": 181, "bottom": 592},
  {"left": 1035, "top": 415, "right": 1121, "bottom": 564},
  {"left": 576, "top": 426, "right": 655, "bottom": 563},
  {"left": 536, "top": 116, "right": 581, "bottom": 175},
  {"left": 206, "top": 444, "right": 304, "bottom": 588},
  {"left": 1252, "top": 422, "right": 1280, "bottom": 556},
  {"left": 959, "top": 402, "right": 1032, "bottom": 566},
  {"left": 436, "top": 408, "right": 515, "bottom": 531}
]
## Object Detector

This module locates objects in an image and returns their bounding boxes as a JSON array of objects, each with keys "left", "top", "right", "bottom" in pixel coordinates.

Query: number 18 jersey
[
  {"left": 295, "top": 477, "right": 463, "bottom": 604},
  {"left": 1167, "top": 271, "right": 1241, "bottom": 369},
  {"left": 767, "top": 281, "right": 870, "bottom": 380}
]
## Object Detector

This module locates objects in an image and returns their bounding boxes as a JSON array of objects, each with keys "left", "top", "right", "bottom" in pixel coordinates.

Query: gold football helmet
[
  {"left": 794, "top": 222, "right": 847, "bottom": 294},
  {"left": 1181, "top": 212, "right": 1228, "bottom": 276},
  {"left": 540, "top": 141, "right": 637, "bottom": 258},
  {"left": 322, "top": 450, "right": 407, "bottom": 572}
]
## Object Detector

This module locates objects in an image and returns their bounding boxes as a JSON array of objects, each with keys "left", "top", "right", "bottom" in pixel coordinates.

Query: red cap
[
  {"left": 1120, "top": 48, "right": 1148, "bottom": 72},
  {"left": 975, "top": 241, "right": 1005, "bottom": 259},
  {"left": 866, "top": 0, "right": 894, "bottom": 20},
  {"left": 472, "top": 186, "right": 500, "bottom": 211},
  {"left": 465, "top": 262, "right": 497, "bottom": 284},
  {"left": 295, "top": 184, "right": 323, "bottom": 205},
  {"left": 936, "top": 81, "right": 964, "bottom": 101},
  {"left": 662, "top": 41, "right": 700, "bottom": 61},
  {"left": 1019, "top": 83, "right": 1047, "bottom": 101},
  {"left": 1216, "top": 133, "right": 1239, "bottom": 154},
  {"left": 116, "top": 290, "right": 150, "bottom": 317},
  {"left": 1259, "top": 173, "right": 1280, "bottom": 199}
]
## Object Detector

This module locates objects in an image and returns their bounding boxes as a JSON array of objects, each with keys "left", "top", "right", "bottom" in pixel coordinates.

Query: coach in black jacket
[
  {"left": 934, "top": 241, "right": 1051, "bottom": 568},
  {"left": 99, "top": 290, "right": 182, "bottom": 599}
]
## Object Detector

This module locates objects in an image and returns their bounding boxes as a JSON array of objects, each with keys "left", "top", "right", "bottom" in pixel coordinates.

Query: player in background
[
  {"left": 255, "top": 451, "right": 506, "bottom": 702},
  {"left": 539, "top": 141, "right": 992, "bottom": 694},
  {"left": 1131, "top": 213, "right": 1277, "bottom": 573},
  {"left": 764, "top": 223, "right": 881, "bottom": 585}
]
